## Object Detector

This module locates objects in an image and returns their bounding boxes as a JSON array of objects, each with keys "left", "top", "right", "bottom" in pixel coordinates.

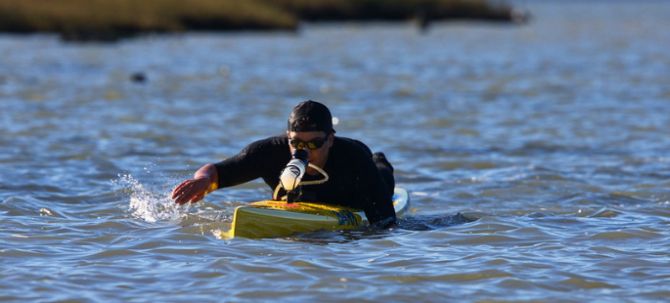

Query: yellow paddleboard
[{"left": 221, "top": 188, "right": 409, "bottom": 239}]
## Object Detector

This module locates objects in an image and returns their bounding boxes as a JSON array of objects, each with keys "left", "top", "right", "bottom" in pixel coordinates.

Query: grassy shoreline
[{"left": 0, "top": 0, "right": 526, "bottom": 42}]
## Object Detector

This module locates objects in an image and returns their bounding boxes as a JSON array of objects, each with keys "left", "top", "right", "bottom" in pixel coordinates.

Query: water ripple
[{"left": 2, "top": 3, "right": 670, "bottom": 301}]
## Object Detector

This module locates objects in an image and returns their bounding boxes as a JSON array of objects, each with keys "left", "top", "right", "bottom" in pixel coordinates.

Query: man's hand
[
  {"left": 171, "top": 177, "right": 212, "bottom": 204},
  {"left": 172, "top": 164, "right": 219, "bottom": 204}
]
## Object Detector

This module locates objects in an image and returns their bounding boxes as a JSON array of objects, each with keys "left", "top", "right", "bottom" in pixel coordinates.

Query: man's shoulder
[
  {"left": 333, "top": 136, "right": 373, "bottom": 157},
  {"left": 242, "top": 135, "right": 288, "bottom": 154},
  {"left": 249, "top": 135, "right": 287, "bottom": 147}
]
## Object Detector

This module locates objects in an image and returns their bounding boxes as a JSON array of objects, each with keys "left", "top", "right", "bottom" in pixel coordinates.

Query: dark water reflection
[
  {"left": 398, "top": 213, "right": 478, "bottom": 231},
  {"left": 2, "top": 1, "right": 670, "bottom": 302}
]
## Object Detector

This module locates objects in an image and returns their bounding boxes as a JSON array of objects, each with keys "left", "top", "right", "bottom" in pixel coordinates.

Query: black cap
[{"left": 287, "top": 100, "right": 334, "bottom": 133}]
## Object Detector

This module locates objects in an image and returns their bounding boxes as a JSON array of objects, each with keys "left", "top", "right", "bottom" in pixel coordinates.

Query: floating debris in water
[
  {"left": 39, "top": 208, "right": 54, "bottom": 217},
  {"left": 130, "top": 72, "right": 147, "bottom": 83}
]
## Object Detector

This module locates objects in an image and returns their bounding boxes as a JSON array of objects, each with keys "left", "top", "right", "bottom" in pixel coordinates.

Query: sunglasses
[{"left": 289, "top": 136, "right": 328, "bottom": 150}]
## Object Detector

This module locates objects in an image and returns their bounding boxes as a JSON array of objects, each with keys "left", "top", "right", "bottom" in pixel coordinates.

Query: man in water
[{"left": 171, "top": 100, "right": 397, "bottom": 227}]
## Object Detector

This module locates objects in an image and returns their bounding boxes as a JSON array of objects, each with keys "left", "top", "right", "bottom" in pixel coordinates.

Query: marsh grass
[{"left": 0, "top": 0, "right": 296, "bottom": 41}]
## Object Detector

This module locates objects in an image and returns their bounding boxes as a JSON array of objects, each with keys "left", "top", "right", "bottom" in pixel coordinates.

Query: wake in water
[
  {"left": 112, "top": 173, "right": 233, "bottom": 239},
  {"left": 288, "top": 214, "right": 478, "bottom": 243},
  {"left": 113, "top": 173, "right": 187, "bottom": 223},
  {"left": 113, "top": 173, "right": 475, "bottom": 239}
]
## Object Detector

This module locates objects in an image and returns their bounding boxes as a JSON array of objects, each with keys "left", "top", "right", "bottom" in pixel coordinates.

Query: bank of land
[{"left": 0, "top": 0, "right": 526, "bottom": 41}]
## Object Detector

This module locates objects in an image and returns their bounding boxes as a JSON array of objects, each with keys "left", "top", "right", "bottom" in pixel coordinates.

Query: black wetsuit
[{"left": 214, "top": 135, "right": 396, "bottom": 227}]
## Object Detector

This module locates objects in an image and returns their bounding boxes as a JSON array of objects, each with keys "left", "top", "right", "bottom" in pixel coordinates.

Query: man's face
[{"left": 287, "top": 130, "right": 334, "bottom": 174}]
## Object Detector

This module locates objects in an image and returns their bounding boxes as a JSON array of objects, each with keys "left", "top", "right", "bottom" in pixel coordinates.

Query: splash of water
[{"left": 113, "top": 174, "right": 187, "bottom": 223}]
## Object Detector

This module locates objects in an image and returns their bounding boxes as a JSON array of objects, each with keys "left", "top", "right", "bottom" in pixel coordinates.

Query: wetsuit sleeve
[{"left": 214, "top": 137, "right": 281, "bottom": 188}]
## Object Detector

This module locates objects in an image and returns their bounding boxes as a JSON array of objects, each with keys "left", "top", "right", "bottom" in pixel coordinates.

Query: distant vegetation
[
  {"left": 0, "top": 0, "right": 296, "bottom": 41},
  {"left": 262, "top": 0, "right": 521, "bottom": 21},
  {"left": 0, "top": 0, "right": 525, "bottom": 42}
]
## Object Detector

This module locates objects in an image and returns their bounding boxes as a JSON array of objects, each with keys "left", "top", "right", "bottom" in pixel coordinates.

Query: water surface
[{"left": 2, "top": 1, "right": 670, "bottom": 302}]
